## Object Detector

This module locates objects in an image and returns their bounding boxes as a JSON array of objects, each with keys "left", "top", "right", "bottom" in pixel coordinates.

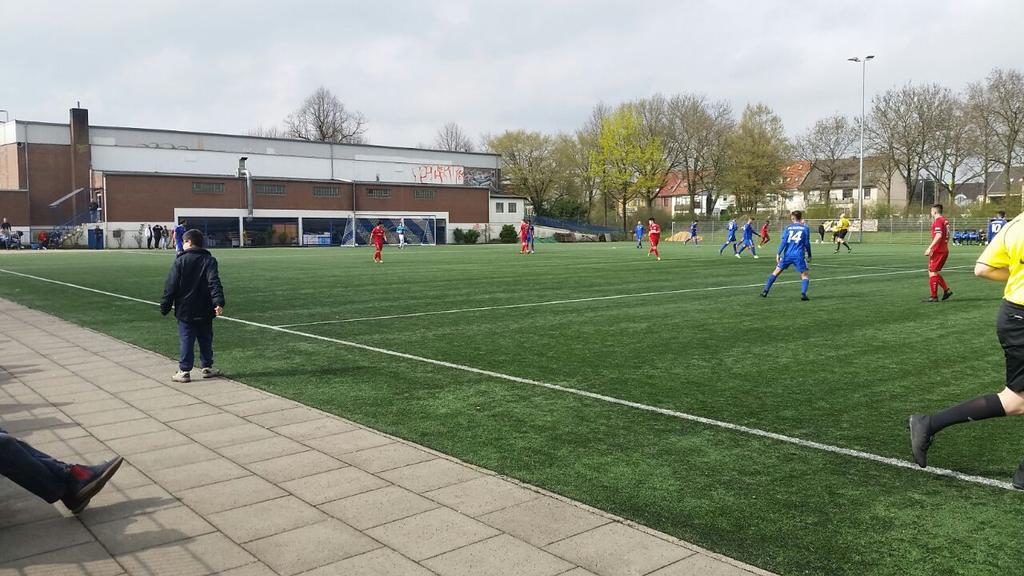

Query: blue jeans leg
[
  {"left": 178, "top": 320, "right": 197, "bottom": 371},
  {"left": 196, "top": 321, "right": 214, "bottom": 369},
  {"left": 0, "top": 427, "right": 70, "bottom": 503}
]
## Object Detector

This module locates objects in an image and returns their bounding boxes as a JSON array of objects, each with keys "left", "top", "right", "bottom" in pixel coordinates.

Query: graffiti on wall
[
  {"left": 463, "top": 168, "right": 496, "bottom": 188},
  {"left": 412, "top": 164, "right": 464, "bottom": 185}
]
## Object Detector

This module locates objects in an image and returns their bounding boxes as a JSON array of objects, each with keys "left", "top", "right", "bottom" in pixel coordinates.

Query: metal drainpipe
[{"left": 237, "top": 157, "right": 253, "bottom": 221}]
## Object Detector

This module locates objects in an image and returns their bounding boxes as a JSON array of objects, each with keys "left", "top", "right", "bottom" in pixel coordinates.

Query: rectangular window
[
  {"left": 255, "top": 183, "right": 285, "bottom": 196},
  {"left": 312, "top": 185, "right": 340, "bottom": 198},
  {"left": 192, "top": 182, "right": 224, "bottom": 194},
  {"left": 495, "top": 202, "right": 504, "bottom": 213},
  {"left": 414, "top": 189, "right": 435, "bottom": 200},
  {"left": 508, "top": 202, "right": 517, "bottom": 213},
  {"left": 367, "top": 188, "right": 391, "bottom": 199},
  {"left": 843, "top": 189, "right": 854, "bottom": 199},
  {"left": 864, "top": 188, "right": 872, "bottom": 198}
]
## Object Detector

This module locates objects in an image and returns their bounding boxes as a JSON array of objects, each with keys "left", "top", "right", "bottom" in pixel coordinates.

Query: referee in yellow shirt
[
  {"left": 909, "top": 212, "right": 1024, "bottom": 488},
  {"left": 833, "top": 214, "right": 852, "bottom": 253}
]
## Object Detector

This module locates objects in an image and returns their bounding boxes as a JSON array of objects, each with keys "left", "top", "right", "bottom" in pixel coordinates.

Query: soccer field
[{"left": 2, "top": 242, "right": 1022, "bottom": 575}]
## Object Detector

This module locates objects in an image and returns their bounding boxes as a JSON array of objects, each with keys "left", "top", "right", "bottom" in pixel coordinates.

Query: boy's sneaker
[
  {"left": 801, "top": 294, "right": 810, "bottom": 301},
  {"left": 200, "top": 367, "right": 221, "bottom": 379},
  {"left": 62, "top": 457, "right": 124, "bottom": 514},
  {"left": 735, "top": 253, "right": 741, "bottom": 259},
  {"left": 942, "top": 290, "right": 953, "bottom": 301},
  {"left": 753, "top": 255, "right": 759, "bottom": 259},
  {"left": 172, "top": 370, "right": 191, "bottom": 383},
  {"left": 1013, "top": 461, "right": 1024, "bottom": 490},
  {"left": 908, "top": 414, "right": 933, "bottom": 468},
  {"left": 760, "top": 290, "right": 768, "bottom": 298}
]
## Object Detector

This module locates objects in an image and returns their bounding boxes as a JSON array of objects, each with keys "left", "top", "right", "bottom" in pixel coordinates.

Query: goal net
[{"left": 352, "top": 217, "right": 437, "bottom": 246}]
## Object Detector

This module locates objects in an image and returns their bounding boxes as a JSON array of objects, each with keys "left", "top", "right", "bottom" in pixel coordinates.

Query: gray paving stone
[
  {"left": 59, "top": 397, "right": 131, "bottom": 417},
  {"left": 379, "top": 458, "right": 482, "bottom": 493},
  {"left": 366, "top": 507, "right": 500, "bottom": 561},
  {"left": 243, "top": 519, "right": 381, "bottom": 576},
  {"left": 116, "top": 386, "right": 183, "bottom": 404},
  {"left": 319, "top": 485, "right": 440, "bottom": 530},
  {"left": 178, "top": 475, "right": 287, "bottom": 515},
  {"left": 71, "top": 406, "right": 149, "bottom": 427},
  {"left": 32, "top": 435, "right": 112, "bottom": 462},
  {"left": 246, "top": 406, "right": 321, "bottom": 428},
  {"left": 304, "top": 429, "right": 394, "bottom": 457},
  {"left": 217, "top": 562, "right": 279, "bottom": 576},
  {"left": 126, "top": 391, "right": 202, "bottom": 411},
  {"left": 78, "top": 482, "right": 180, "bottom": 526},
  {"left": 90, "top": 504, "right": 216, "bottom": 555},
  {"left": 15, "top": 425, "right": 90, "bottom": 445},
  {"left": 303, "top": 547, "right": 435, "bottom": 576},
  {"left": 543, "top": 523, "right": 693, "bottom": 576},
  {"left": 423, "top": 534, "right": 573, "bottom": 576},
  {"left": 559, "top": 569, "right": 599, "bottom": 576},
  {"left": 478, "top": 497, "right": 611, "bottom": 548},
  {"left": 169, "top": 413, "right": 248, "bottom": 435},
  {"left": 221, "top": 397, "right": 295, "bottom": 417},
  {"left": 88, "top": 418, "right": 171, "bottom": 441},
  {"left": 126, "top": 442, "right": 219, "bottom": 473},
  {"left": 207, "top": 496, "right": 327, "bottom": 543},
  {"left": 246, "top": 450, "right": 346, "bottom": 483},
  {"left": 425, "top": 475, "right": 541, "bottom": 517},
  {"left": 281, "top": 466, "right": 388, "bottom": 506},
  {"left": 114, "top": 532, "right": 256, "bottom": 576},
  {"left": 648, "top": 554, "right": 755, "bottom": 576},
  {"left": 106, "top": 463, "right": 156, "bottom": 491},
  {"left": 0, "top": 493, "right": 63, "bottom": 529},
  {"left": 190, "top": 423, "right": 277, "bottom": 449},
  {"left": 104, "top": 429, "right": 193, "bottom": 456},
  {"left": 271, "top": 416, "right": 357, "bottom": 441},
  {"left": 148, "top": 402, "right": 223, "bottom": 423},
  {"left": 148, "top": 458, "right": 250, "bottom": 493},
  {"left": 216, "top": 435, "right": 308, "bottom": 464},
  {"left": 0, "top": 516, "right": 94, "bottom": 563},
  {"left": 0, "top": 541, "right": 124, "bottom": 576},
  {"left": 196, "top": 388, "right": 269, "bottom": 407},
  {"left": 339, "top": 442, "right": 436, "bottom": 473}
]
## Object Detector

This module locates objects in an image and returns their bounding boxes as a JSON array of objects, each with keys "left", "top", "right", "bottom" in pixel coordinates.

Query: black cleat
[
  {"left": 942, "top": 290, "right": 953, "bottom": 301},
  {"left": 1014, "top": 460, "right": 1024, "bottom": 490},
  {"left": 908, "top": 414, "right": 933, "bottom": 468},
  {"left": 801, "top": 294, "right": 810, "bottom": 301},
  {"left": 760, "top": 290, "right": 769, "bottom": 298}
]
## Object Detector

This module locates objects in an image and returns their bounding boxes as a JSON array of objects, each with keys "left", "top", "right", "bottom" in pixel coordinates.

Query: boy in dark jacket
[{"left": 160, "top": 229, "right": 225, "bottom": 383}]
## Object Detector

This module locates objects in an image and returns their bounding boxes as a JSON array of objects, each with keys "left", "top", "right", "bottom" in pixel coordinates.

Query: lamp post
[{"left": 848, "top": 55, "right": 874, "bottom": 243}]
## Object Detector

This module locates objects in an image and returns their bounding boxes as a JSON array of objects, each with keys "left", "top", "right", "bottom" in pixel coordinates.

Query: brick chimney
[{"left": 69, "top": 107, "right": 91, "bottom": 216}]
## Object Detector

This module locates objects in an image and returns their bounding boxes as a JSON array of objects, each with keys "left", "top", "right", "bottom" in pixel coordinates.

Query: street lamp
[{"left": 848, "top": 55, "right": 874, "bottom": 243}]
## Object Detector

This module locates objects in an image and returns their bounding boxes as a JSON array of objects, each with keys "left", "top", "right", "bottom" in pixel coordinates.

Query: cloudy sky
[{"left": 3, "top": 0, "right": 1022, "bottom": 147}]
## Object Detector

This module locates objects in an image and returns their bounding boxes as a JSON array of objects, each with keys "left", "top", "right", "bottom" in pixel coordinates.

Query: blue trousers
[
  {"left": 178, "top": 320, "right": 214, "bottom": 371},
  {"left": 0, "top": 427, "right": 70, "bottom": 503}
]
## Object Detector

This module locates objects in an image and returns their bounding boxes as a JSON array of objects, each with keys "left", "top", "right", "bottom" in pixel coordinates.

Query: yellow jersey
[
  {"left": 835, "top": 217, "right": 851, "bottom": 232},
  {"left": 978, "top": 213, "right": 1024, "bottom": 305}
]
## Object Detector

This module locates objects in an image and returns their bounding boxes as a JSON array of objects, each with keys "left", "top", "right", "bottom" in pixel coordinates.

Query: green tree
[
  {"left": 721, "top": 104, "right": 790, "bottom": 214},
  {"left": 590, "top": 107, "right": 666, "bottom": 232},
  {"left": 485, "top": 130, "right": 559, "bottom": 215}
]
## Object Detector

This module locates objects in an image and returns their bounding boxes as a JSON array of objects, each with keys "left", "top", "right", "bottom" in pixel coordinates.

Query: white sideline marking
[
  {"left": 276, "top": 266, "right": 971, "bottom": 328},
  {"left": 0, "top": 266, "right": 1013, "bottom": 491}
]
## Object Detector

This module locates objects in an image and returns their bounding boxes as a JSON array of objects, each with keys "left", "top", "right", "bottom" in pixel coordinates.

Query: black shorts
[
  {"left": 997, "top": 300, "right": 1024, "bottom": 393},
  {"left": 836, "top": 230, "right": 848, "bottom": 240}
]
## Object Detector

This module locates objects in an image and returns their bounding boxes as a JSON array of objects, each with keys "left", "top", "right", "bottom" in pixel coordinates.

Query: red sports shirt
[
  {"left": 519, "top": 223, "right": 529, "bottom": 239},
  {"left": 371, "top": 226, "right": 386, "bottom": 244},
  {"left": 649, "top": 223, "right": 661, "bottom": 236},
  {"left": 760, "top": 224, "right": 769, "bottom": 236},
  {"left": 931, "top": 216, "right": 949, "bottom": 251}
]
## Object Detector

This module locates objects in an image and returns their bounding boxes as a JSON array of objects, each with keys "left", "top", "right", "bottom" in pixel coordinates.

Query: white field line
[
  {"left": 276, "top": 266, "right": 972, "bottom": 328},
  {"left": 0, "top": 266, "right": 1012, "bottom": 492}
]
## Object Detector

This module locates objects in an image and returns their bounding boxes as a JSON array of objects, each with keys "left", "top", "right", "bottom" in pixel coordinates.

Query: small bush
[
  {"left": 463, "top": 229, "right": 481, "bottom": 244},
  {"left": 453, "top": 228, "right": 465, "bottom": 244},
  {"left": 499, "top": 224, "right": 517, "bottom": 243}
]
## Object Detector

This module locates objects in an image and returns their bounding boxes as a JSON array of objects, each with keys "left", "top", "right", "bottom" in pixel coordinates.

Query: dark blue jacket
[{"left": 160, "top": 248, "right": 225, "bottom": 322}]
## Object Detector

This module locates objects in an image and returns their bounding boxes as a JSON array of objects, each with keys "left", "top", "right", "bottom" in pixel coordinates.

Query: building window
[
  {"left": 256, "top": 183, "right": 285, "bottom": 196},
  {"left": 414, "top": 189, "right": 435, "bottom": 200},
  {"left": 312, "top": 185, "right": 340, "bottom": 198},
  {"left": 192, "top": 182, "right": 224, "bottom": 194},
  {"left": 367, "top": 188, "right": 391, "bottom": 199},
  {"left": 864, "top": 187, "right": 872, "bottom": 199},
  {"left": 843, "top": 189, "right": 854, "bottom": 199},
  {"left": 508, "top": 202, "right": 517, "bottom": 213},
  {"left": 495, "top": 202, "right": 504, "bottom": 214}
]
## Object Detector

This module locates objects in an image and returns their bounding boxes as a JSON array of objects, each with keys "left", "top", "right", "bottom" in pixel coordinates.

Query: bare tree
[
  {"left": 247, "top": 124, "right": 284, "bottom": 139},
  {"left": 285, "top": 86, "right": 368, "bottom": 144},
  {"left": 924, "top": 93, "right": 981, "bottom": 206},
  {"left": 795, "top": 114, "right": 858, "bottom": 210},
  {"left": 433, "top": 122, "right": 475, "bottom": 152},
  {"left": 665, "top": 94, "right": 735, "bottom": 215},
  {"left": 969, "top": 69, "right": 1024, "bottom": 203}
]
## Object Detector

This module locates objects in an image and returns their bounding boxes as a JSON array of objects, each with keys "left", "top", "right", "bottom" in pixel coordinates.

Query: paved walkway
[{"left": 0, "top": 298, "right": 773, "bottom": 576}]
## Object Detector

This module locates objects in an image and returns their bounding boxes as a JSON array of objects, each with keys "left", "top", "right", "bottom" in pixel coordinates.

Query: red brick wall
[{"left": 27, "top": 144, "right": 74, "bottom": 226}]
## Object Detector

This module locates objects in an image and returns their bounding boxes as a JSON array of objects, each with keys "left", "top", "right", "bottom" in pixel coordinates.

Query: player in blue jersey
[
  {"left": 527, "top": 220, "right": 536, "bottom": 253},
  {"left": 735, "top": 217, "right": 761, "bottom": 259},
  {"left": 719, "top": 218, "right": 739, "bottom": 255},
  {"left": 989, "top": 211, "right": 1008, "bottom": 245},
  {"left": 684, "top": 221, "right": 699, "bottom": 245},
  {"left": 173, "top": 220, "right": 187, "bottom": 254},
  {"left": 634, "top": 221, "right": 645, "bottom": 248},
  {"left": 761, "top": 210, "right": 812, "bottom": 301},
  {"left": 396, "top": 220, "right": 407, "bottom": 249}
]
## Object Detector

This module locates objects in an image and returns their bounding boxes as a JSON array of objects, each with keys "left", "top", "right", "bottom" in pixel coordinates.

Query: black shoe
[
  {"left": 1013, "top": 461, "right": 1024, "bottom": 490},
  {"left": 924, "top": 297, "right": 938, "bottom": 303},
  {"left": 908, "top": 414, "right": 933, "bottom": 468},
  {"left": 61, "top": 457, "right": 123, "bottom": 514},
  {"left": 760, "top": 290, "right": 768, "bottom": 298},
  {"left": 801, "top": 294, "right": 810, "bottom": 301},
  {"left": 942, "top": 290, "right": 953, "bottom": 301},
  {"left": 833, "top": 250, "right": 839, "bottom": 254}
]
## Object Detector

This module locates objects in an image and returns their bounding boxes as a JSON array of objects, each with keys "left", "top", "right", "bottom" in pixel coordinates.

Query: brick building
[{"left": 0, "top": 108, "right": 525, "bottom": 246}]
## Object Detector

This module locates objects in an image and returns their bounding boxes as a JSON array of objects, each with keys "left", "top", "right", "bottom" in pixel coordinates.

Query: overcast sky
[{"left": 3, "top": 0, "right": 1023, "bottom": 147}]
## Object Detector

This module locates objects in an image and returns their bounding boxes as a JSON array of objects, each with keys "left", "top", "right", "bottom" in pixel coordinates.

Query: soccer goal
[{"left": 352, "top": 217, "right": 437, "bottom": 246}]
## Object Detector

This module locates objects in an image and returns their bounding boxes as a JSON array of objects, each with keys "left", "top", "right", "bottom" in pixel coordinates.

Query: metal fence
[{"left": 669, "top": 217, "right": 997, "bottom": 245}]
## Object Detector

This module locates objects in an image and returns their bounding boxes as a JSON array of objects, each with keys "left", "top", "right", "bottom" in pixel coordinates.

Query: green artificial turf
[{"left": 1, "top": 242, "right": 1021, "bottom": 575}]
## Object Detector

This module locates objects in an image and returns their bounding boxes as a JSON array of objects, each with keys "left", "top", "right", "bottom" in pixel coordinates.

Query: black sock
[{"left": 929, "top": 394, "right": 1006, "bottom": 435}]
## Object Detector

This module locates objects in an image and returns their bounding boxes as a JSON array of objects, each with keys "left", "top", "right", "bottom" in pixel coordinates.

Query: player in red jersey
[
  {"left": 647, "top": 217, "right": 661, "bottom": 261},
  {"left": 370, "top": 221, "right": 386, "bottom": 263},
  {"left": 519, "top": 218, "right": 530, "bottom": 254},
  {"left": 924, "top": 203, "right": 952, "bottom": 302},
  {"left": 759, "top": 219, "right": 771, "bottom": 247}
]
